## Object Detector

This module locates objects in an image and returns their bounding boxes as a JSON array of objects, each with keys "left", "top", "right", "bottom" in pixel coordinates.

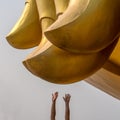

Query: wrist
[
  {"left": 65, "top": 102, "right": 69, "bottom": 105},
  {"left": 52, "top": 100, "right": 56, "bottom": 103}
]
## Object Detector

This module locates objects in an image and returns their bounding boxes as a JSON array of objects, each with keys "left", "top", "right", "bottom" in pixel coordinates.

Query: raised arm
[
  {"left": 63, "top": 94, "right": 71, "bottom": 120},
  {"left": 51, "top": 92, "right": 58, "bottom": 120}
]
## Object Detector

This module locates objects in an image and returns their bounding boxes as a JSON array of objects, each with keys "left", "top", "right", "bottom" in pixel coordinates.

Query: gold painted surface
[
  {"left": 6, "top": 0, "right": 120, "bottom": 92},
  {"left": 54, "top": 0, "right": 70, "bottom": 17},
  {"left": 45, "top": 0, "right": 120, "bottom": 53},
  {"left": 6, "top": 0, "right": 42, "bottom": 49},
  {"left": 23, "top": 40, "right": 117, "bottom": 84},
  {"left": 104, "top": 39, "right": 120, "bottom": 75},
  {"left": 36, "top": 0, "right": 56, "bottom": 20},
  {"left": 109, "top": 38, "right": 120, "bottom": 66},
  {"left": 85, "top": 69, "right": 120, "bottom": 100}
]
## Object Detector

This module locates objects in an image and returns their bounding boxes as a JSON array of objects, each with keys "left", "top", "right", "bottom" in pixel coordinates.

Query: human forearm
[
  {"left": 65, "top": 103, "right": 70, "bottom": 120},
  {"left": 51, "top": 92, "right": 58, "bottom": 120},
  {"left": 63, "top": 94, "right": 71, "bottom": 120},
  {"left": 51, "top": 101, "right": 56, "bottom": 120}
]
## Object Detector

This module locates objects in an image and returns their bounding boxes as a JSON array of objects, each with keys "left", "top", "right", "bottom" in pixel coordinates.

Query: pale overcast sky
[{"left": 0, "top": 0, "right": 120, "bottom": 120}]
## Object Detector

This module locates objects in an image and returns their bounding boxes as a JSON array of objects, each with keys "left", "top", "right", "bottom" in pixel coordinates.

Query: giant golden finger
[
  {"left": 45, "top": 0, "right": 120, "bottom": 53},
  {"left": 23, "top": 37, "right": 117, "bottom": 84},
  {"left": 6, "top": 0, "right": 42, "bottom": 49}
]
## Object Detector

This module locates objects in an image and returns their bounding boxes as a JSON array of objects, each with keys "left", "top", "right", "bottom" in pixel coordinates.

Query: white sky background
[{"left": 0, "top": 0, "right": 120, "bottom": 120}]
